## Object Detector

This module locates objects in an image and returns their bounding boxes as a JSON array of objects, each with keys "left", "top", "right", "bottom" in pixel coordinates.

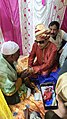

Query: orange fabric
[{"left": 10, "top": 95, "right": 45, "bottom": 119}]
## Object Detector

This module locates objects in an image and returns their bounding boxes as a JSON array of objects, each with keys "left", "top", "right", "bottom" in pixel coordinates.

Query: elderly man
[
  {"left": 0, "top": 41, "right": 29, "bottom": 105},
  {"left": 28, "top": 24, "right": 58, "bottom": 86}
]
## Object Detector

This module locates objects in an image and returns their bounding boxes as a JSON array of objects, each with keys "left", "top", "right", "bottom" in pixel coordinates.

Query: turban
[
  {"left": 35, "top": 24, "right": 50, "bottom": 39},
  {"left": 56, "top": 72, "right": 67, "bottom": 106},
  {"left": 1, "top": 41, "right": 19, "bottom": 55},
  {"left": 35, "top": 24, "right": 46, "bottom": 36}
]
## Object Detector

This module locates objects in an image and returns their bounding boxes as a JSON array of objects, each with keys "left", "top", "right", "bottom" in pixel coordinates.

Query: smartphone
[{"left": 40, "top": 82, "right": 58, "bottom": 110}]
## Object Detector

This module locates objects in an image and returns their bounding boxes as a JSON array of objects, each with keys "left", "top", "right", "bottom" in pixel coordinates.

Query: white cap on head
[{"left": 1, "top": 41, "right": 19, "bottom": 55}]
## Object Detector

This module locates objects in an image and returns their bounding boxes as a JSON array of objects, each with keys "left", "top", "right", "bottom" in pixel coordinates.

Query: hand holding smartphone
[{"left": 40, "top": 82, "right": 58, "bottom": 110}]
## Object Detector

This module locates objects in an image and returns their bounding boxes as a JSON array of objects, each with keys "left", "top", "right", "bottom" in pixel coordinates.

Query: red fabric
[
  {"left": 28, "top": 41, "right": 58, "bottom": 76},
  {"left": 42, "top": 0, "right": 46, "bottom": 6},
  {"left": 44, "top": 90, "right": 52, "bottom": 101}
]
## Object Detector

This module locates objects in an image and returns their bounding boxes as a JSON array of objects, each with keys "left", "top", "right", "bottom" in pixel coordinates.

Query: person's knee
[
  {"left": 45, "top": 111, "right": 55, "bottom": 119},
  {"left": 45, "top": 111, "right": 63, "bottom": 119}
]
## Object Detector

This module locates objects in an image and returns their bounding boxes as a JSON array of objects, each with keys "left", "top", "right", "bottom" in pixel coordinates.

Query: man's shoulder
[
  {"left": 59, "top": 29, "right": 67, "bottom": 35},
  {"left": 49, "top": 41, "right": 57, "bottom": 49},
  {"left": 32, "top": 42, "right": 39, "bottom": 48},
  {"left": 0, "top": 54, "right": 7, "bottom": 67}
]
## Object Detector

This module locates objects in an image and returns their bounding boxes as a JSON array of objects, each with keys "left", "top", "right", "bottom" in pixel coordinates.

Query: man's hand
[
  {"left": 54, "top": 94, "right": 67, "bottom": 118},
  {"left": 20, "top": 69, "right": 30, "bottom": 79},
  {"left": 27, "top": 67, "right": 34, "bottom": 74}
]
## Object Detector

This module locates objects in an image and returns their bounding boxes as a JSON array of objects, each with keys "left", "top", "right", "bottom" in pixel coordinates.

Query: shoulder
[
  {"left": 60, "top": 30, "right": 67, "bottom": 37},
  {"left": 0, "top": 55, "right": 8, "bottom": 69},
  {"left": 32, "top": 42, "right": 38, "bottom": 49},
  {"left": 61, "top": 29, "right": 66, "bottom": 34},
  {"left": 49, "top": 41, "right": 57, "bottom": 50}
]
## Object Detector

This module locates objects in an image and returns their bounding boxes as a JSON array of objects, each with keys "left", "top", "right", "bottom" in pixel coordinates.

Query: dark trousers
[
  {"left": 45, "top": 111, "right": 63, "bottom": 119},
  {"left": 3, "top": 91, "right": 20, "bottom": 105}
]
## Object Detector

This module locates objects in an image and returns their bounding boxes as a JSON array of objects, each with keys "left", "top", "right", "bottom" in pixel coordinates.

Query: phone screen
[{"left": 40, "top": 82, "right": 58, "bottom": 110}]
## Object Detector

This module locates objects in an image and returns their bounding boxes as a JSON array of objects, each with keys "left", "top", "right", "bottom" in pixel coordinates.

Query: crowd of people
[{"left": 0, "top": 21, "right": 67, "bottom": 119}]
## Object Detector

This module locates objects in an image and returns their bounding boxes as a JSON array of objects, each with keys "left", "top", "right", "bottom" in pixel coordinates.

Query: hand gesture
[{"left": 20, "top": 69, "right": 30, "bottom": 79}]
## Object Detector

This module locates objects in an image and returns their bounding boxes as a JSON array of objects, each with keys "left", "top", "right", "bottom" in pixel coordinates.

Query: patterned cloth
[{"left": 10, "top": 94, "right": 45, "bottom": 119}]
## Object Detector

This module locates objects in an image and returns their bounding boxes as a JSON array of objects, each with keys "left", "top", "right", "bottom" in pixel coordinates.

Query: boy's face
[{"left": 35, "top": 35, "right": 49, "bottom": 49}]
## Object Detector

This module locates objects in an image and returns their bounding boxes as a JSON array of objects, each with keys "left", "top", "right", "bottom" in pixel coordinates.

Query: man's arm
[
  {"left": 58, "top": 59, "right": 67, "bottom": 76},
  {"left": 62, "top": 30, "right": 67, "bottom": 41},
  {"left": 58, "top": 30, "right": 67, "bottom": 54},
  {"left": 0, "top": 74, "right": 16, "bottom": 96}
]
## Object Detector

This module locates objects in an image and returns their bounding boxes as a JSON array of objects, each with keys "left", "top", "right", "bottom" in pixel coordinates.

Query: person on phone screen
[
  {"left": 45, "top": 72, "right": 67, "bottom": 119},
  {"left": 44, "top": 87, "right": 52, "bottom": 101},
  {"left": 44, "top": 86, "right": 56, "bottom": 106},
  {"left": 43, "top": 87, "right": 53, "bottom": 106}
]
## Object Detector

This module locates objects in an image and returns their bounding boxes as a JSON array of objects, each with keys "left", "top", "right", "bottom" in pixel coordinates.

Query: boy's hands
[
  {"left": 20, "top": 69, "right": 30, "bottom": 79},
  {"left": 20, "top": 67, "right": 34, "bottom": 79}
]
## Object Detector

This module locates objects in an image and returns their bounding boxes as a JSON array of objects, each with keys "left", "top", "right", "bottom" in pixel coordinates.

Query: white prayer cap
[{"left": 1, "top": 41, "right": 19, "bottom": 55}]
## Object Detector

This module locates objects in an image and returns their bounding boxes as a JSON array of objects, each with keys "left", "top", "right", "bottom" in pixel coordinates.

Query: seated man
[
  {"left": 0, "top": 41, "right": 30, "bottom": 105},
  {"left": 28, "top": 24, "right": 59, "bottom": 86},
  {"left": 48, "top": 21, "right": 67, "bottom": 52},
  {"left": 48, "top": 21, "right": 67, "bottom": 67}
]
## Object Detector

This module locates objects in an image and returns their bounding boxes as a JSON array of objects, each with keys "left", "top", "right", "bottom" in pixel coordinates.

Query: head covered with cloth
[
  {"left": 35, "top": 24, "right": 50, "bottom": 49},
  {"left": 1, "top": 41, "right": 19, "bottom": 55},
  {"left": 1, "top": 41, "right": 20, "bottom": 65}
]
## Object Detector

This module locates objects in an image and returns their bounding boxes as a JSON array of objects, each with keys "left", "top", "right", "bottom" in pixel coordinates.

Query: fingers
[
  {"left": 28, "top": 67, "right": 34, "bottom": 73},
  {"left": 20, "top": 67, "right": 34, "bottom": 79},
  {"left": 20, "top": 70, "right": 30, "bottom": 79}
]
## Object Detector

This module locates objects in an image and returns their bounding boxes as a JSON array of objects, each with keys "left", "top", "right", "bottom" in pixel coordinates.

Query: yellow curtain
[{"left": 0, "top": 89, "right": 14, "bottom": 119}]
